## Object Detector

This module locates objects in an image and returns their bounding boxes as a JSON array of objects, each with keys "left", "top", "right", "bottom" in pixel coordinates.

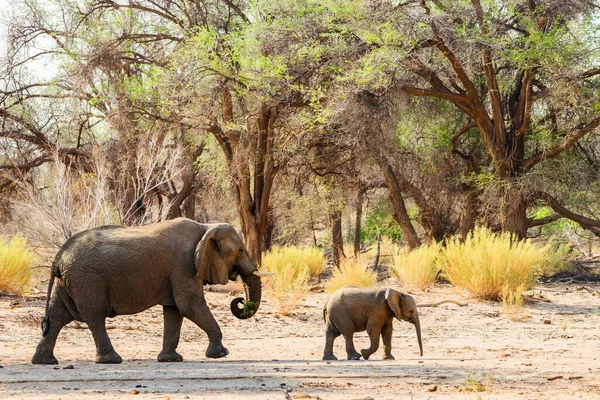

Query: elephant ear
[
  {"left": 385, "top": 288, "right": 404, "bottom": 320},
  {"left": 194, "top": 227, "right": 229, "bottom": 285}
]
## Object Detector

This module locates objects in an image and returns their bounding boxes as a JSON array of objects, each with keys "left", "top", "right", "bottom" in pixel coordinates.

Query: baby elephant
[{"left": 323, "top": 287, "right": 423, "bottom": 360}]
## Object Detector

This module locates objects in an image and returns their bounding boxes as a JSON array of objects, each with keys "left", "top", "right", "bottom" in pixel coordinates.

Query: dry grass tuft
[
  {"left": 325, "top": 257, "right": 377, "bottom": 293},
  {"left": 538, "top": 240, "right": 573, "bottom": 278},
  {"left": 439, "top": 227, "right": 544, "bottom": 301},
  {"left": 263, "top": 245, "right": 326, "bottom": 277},
  {"left": 391, "top": 243, "right": 441, "bottom": 291},
  {"left": 261, "top": 246, "right": 324, "bottom": 315},
  {"left": 0, "top": 237, "right": 35, "bottom": 295},
  {"left": 501, "top": 283, "right": 526, "bottom": 318}
]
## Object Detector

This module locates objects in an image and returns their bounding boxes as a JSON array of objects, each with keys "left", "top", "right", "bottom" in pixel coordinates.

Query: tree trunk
[
  {"left": 459, "top": 187, "right": 479, "bottom": 241},
  {"left": 183, "top": 194, "right": 196, "bottom": 219},
  {"left": 330, "top": 209, "right": 344, "bottom": 267},
  {"left": 243, "top": 222, "right": 263, "bottom": 264},
  {"left": 379, "top": 160, "right": 421, "bottom": 250},
  {"left": 500, "top": 183, "right": 528, "bottom": 239},
  {"left": 214, "top": 93, "right": 279, "bottom": 265},
  {"left": 264, "top": 210, "right": 274, "bottom": 252},
  {"left": 354, "top": 186, "right": 366, "bottom": 256}
]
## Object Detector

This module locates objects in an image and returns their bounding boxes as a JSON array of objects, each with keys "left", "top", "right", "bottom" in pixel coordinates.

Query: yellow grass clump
[
  {"left": 0, "top": 237, "right": 35, "bottom": 295},
  {"left": 261, "top": 246, "right": 325, "bottom": 315},
  {"left": 501, "top": 283, "right": 526, "bottom": 318},
  {"left": 325, "top": 258, "right": 377, "bottom": 293},
  {"left": 391, "top": 242, "right": 441, "bottom": 291},
  {"left": 262, "top": 245, "right": 326, "bottom": 277},
  {"left": 537, "top": 240, "right": 573, "bottom": 278},
  {"left": 438, "top": 227, "right": 545, "bottom": 301}
]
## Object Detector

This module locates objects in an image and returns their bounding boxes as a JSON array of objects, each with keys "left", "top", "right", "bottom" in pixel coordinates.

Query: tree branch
[
  {"left": 521, "top": 115, "right": 600, "bottom": 172},
  {"left": 530, "top": 191, "right": 600, "bottom": 236},
  {"left": 526, "top": 213, "right": 561, "bottom": 228}
]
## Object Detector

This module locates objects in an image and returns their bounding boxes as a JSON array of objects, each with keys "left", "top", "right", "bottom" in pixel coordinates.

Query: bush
[
  {"left": 438, "top": 227, "right": 545, "bottom": 301},
  {"left": 538, "top": 240, "right": 573, "bottom": 277},
  {"left": 0, "top": 237, "right": 35, "bottom": 294},
  {"left": 262, "top": 246, "right": 323, "bottom": 315},
  {"left": 391, "top": 243, "right": 441, "bottom": 291},
  {"left": 325, "top": 258, "right": 377, "bottom": 293},
  {"left": 262, "top": 246, "right": 326, "bottom": 277}
]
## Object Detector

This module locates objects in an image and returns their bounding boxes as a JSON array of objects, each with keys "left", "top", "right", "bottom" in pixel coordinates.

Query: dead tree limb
[{"left": 418, "top": 300, "right": 468, "bottom": 307}]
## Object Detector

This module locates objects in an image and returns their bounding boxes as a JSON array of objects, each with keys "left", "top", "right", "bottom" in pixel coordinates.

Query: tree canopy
[{"left": 2, "top": 0, "right": 600, "bottom": 256}]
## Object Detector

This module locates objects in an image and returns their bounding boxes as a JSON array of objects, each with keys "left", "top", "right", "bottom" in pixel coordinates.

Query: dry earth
[{"left": 1, "top": 277, "right": 600, "bottom": 399}]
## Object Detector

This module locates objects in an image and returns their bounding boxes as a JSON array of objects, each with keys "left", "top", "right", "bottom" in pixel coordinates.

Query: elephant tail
[{"left": 41, "top": 264, "right": 58, "bottom": 337}]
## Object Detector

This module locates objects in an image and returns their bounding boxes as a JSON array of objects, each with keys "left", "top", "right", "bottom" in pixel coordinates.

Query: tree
[
  {"left": 329, "top": 0, "right": 600, "bottom": 239},
  {"left": 154, "top": 0, "right": 363, "bottom": 261}
]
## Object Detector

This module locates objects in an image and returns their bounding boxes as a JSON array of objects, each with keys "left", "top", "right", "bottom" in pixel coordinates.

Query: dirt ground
[{"left": 1, "top": 276, "right": 600, "bottom": 399}]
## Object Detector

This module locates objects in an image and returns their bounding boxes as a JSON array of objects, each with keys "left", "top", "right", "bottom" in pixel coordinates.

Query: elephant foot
[
  {"left": 157, "top": 350, "right": 183, "bottom": 362},
  {"left": 347, "top": 351, "right": 362, "bottom": 361},
  {"left": 206, "top": 343, "right": 229, "bottom": 359},
  {"left": 31, "top": 351, "right": 58, "bottom": 365},
  {"left": 95, "top": 349, "right": 123, "bottom": 364},
  {"left": 383, "top": 354, "right": 395, "bottom": 360},
  {"left": 360, "top": 349, "right": 371, "bottom": 360}
]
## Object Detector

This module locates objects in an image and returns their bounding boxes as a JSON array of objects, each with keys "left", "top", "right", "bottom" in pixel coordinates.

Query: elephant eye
[{"left": 239, "top": 248, "right": 243, "bottom": 255}]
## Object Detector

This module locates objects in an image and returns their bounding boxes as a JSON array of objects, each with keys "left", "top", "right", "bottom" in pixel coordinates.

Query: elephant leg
[
  {"left": 176, "top": 294, "right": 228, "bottom": 359},
  {"left": 381, "top": 322, "right": 394, "bottom": 360},
  {"left": 343, "top": 333, "right": 361, "bottom": 360},
  {"left": 361, "top": 323, "right": 382, "bottom": 360},
  {"left": 322, "top": 326, "right": 340, "bottom": 360},
  {"left": 87, "top": 318, "right": 122, "bottom": 364},
  {"left": 158, "top": 306, "right": 184, "bottom": 362},
  {"left": 31, "top": 294, "right": 74, "bottom": 364}
]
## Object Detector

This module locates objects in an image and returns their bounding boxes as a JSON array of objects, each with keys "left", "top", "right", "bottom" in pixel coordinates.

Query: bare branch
[
  {"left": 521, "top": 115, "right": 600, "bottom": 171},
  {"left": 529, "top": 191, "right": 600, "bottom": 236},
  {"left": 526, "top": 213, "right": 561, "bottom": 228}
]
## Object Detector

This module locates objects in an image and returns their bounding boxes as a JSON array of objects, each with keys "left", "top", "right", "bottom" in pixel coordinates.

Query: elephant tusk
[{"left": 253, "top": 271, "right": 275, "bottom": 277}]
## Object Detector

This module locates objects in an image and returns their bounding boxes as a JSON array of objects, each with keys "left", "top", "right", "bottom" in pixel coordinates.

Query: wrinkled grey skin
[
  {"left": 31, "top": 218, "right": 261, "bottom": 365},
  {"left": 322, "top": 287, "right": 422, "bottom": 360}
]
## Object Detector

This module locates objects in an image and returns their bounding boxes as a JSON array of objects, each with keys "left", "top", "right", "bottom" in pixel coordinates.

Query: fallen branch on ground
[
  {"left": 418, "top": 300, "right": 468, "bottom": 307},
  {"left": 523, "top": 294, "right": 551, "bottom": 303},
  {"left": 532, "top": 286, "right": 597, "bottom": 295}
]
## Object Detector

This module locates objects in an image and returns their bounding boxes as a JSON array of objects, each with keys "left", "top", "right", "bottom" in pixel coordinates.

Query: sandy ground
[{"left": 1, "top": 278, "right": 600, "bottom": 399}]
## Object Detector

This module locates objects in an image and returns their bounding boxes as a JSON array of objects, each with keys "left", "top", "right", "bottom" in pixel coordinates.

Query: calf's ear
[{"left": 385, "top": 288, "right": 404, "bottom": 320}]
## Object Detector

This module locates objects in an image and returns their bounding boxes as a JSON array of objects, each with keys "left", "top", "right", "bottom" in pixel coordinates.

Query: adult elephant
[{"left": 31, "top": 218, "right": 266, "bottom": 364}]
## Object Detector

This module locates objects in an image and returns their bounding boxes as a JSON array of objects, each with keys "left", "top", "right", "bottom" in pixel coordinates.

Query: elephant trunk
[
  {"left": 230, "top": 272, "right": 261, "bottom": 319},
  {"left": 414, "top": 315, "right": 423, "bottom": 356}
]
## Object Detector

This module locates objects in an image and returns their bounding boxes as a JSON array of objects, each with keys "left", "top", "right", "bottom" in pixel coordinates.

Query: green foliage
[
  {"left": 0, "top": 237, "right": 35, "bottom": 294},
  {"left": 361, "top": 199, "right": 403, "bottom": 243}
]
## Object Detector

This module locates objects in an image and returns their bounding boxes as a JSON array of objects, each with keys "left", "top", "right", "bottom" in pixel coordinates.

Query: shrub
[
  {"left": 438, "top": 227, "right": 545, "bottom": 301},
  {"left": 261, "top": 246, "right": 323, "bottom": 315},
  {"left": 262, "top": 245, "right": 326, "bottom": 277},
  {"left": 325, "top": 258, "right": 377, "bottom": 293},
  {"left": 538, "top": 240, "right": 573, "bottom": 278},
  {"left": 391, "top": 243, "right": 441, "bottom": 291},
  {"left": 0, "top": 237, "right": 35, "bottom": 294}
]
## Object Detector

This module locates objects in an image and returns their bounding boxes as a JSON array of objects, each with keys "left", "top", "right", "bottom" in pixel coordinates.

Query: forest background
[{"left": 1, "top": 0, "right": 600, "bottom": 293}]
